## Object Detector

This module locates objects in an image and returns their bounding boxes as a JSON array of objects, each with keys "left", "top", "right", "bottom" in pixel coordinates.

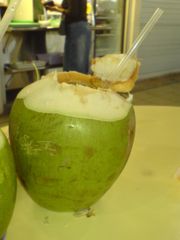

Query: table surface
[{"left": 2, "top": 106, "right": 180, "bottom": 240}]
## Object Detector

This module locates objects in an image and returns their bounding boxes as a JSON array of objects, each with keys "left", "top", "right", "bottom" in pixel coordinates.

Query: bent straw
[
  {"left": 108, "top": 8, "right": 164, "bottom": 79},
  {"left": 0, "top": 0, "right": 22, "bottom": 42}
]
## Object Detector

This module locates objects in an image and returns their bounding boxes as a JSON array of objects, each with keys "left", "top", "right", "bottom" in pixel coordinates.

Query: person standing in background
[{"left": 43, "top": 0, "right": 91, "bottom": 74}]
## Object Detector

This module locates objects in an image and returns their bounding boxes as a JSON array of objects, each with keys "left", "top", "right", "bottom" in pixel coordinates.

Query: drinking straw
[
  {"left": 0, "top": 0, "right": 22, "bottom": 42},
  {"left": 108, "top": 8, "right": 164, "bottom": 79}
]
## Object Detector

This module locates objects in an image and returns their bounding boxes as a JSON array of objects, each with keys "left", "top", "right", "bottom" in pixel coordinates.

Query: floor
[
  {"left": 0, "top": 80, "right": 180, "bottom": 127},
  {"left": 133, "top": 81, "right": 180, "bottom": 107}
]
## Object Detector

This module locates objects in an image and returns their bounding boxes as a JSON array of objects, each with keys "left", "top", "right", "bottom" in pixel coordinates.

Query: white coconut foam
[
  {"left": 18, "top": 72, "right": 132, "bottom": 122},
  {"left": 0, "top": 130, "right": 5, "bottom": 150},
  {"left": 91, "top": 54, "right": 137, "bottom": 82}
]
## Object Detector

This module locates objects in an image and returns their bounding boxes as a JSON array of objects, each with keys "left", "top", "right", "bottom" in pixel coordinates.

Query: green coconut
[
  {"left": 0, "top": 129, "right": 16, "bottom": 238},
  {"left": 9, "top": 72, "right": 135, "bottom": 212}
]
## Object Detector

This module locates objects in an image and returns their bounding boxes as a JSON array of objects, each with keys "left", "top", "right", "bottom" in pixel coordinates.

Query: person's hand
[
  {"left": 44, "top": 5, "right": 67, "bottom": 13},
  {"left": 42, "top": 0, "right": 55, "bottom": 7},
  {"left": 42, "top": 0, "right": 67, "bottom": 13}
]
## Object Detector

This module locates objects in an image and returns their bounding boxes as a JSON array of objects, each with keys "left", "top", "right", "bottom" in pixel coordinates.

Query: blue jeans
[{"left": 63, "top": 21, "right": 91, "bottom": 74}]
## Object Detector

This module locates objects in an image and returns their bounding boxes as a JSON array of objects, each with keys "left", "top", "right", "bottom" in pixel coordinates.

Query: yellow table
[{"left": 2, "top": 106, "right": 180, "bottom": 240}]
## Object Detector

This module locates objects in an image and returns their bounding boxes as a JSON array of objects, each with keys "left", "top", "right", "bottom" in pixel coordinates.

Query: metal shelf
[
  {"left": 7, "top": 26, "right": 59, "bottom": 32},
  {"left": 96, "top": 33, "right": 116, "bottom": 37},
  {"left": 95, "top": 16, "right": 120, "bottom": 20},
  {"left": 4, "top": 62, "right": 47, "bottom": 74}
]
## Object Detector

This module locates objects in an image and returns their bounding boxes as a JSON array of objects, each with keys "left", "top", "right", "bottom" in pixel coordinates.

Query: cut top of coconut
[
  {"left": 18, "top": 72, "right": 133, "bottom": 122},
  {"left": 91, "top": 54, "right": 137, "bottom": 82},
  {"left": 56, "top": 54, "right": 140, "bottom": 93},
  {"left": 91, "top": 54, "right": 140, "bottom": 93},
  {"left": 0, "top": 130, "right": 5, "bottom": 150}
]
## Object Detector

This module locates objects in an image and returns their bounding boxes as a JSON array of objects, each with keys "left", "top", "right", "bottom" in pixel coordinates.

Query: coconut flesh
[
  {"left": 0, "top": 129, "right": 16, "bottom": 238},
  {"left": 91, "top": 54, "right": 137, "bottom": 82},
  {"left": 9, "top": 54, "right": 138, "bottom": 212},
  {"left": 18, "top": 74, "right": 132, "bottom": 121}
]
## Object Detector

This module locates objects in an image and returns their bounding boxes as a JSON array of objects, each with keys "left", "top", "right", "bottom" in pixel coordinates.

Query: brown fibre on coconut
[{"left": 57, "top": 54, "right": 140, "bottom": 93}]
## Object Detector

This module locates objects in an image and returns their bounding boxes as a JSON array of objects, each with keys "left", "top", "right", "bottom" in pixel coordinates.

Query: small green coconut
[
  {"left": 9, "top": 54, "right": 138, "bottom": 212},
  {"left": 0, "top": 129, "right": 16, "bottom": 238}
]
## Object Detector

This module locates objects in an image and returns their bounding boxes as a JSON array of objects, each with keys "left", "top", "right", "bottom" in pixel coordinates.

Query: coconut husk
[{"left": 57, "top": 62, "right": 140, "bottom": 93}]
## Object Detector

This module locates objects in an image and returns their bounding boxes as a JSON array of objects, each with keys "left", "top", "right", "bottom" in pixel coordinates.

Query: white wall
[{"left": 138, "top": 0, "right": 180, "bottom": 79}]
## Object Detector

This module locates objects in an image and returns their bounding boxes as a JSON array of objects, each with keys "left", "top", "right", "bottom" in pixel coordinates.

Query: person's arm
[
  {"left": 42, "top": 1, "right": 67, "bottom": 13},
  {"left": 45, "top": 5, "right": 67, "bottom": 13}
]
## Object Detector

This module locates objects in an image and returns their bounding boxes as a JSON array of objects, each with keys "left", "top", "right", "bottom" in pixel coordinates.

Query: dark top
[{"left": 61, "top": 0, "right": 87, "bottom": 24}]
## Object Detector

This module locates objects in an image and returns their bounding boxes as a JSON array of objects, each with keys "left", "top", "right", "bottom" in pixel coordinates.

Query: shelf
[
  {"left": 95, "top": 48, "right": 118, "bottom": 56},
  {"left": 96, "top": 33, "right": 116, "bottom": 37},
  {"left": 7, "top": 26, "right": 59, "bottom": 32},
  {"left": 0, "top": 25, "right": 63, "bottom": 114},
  {"left": 4, "top": 61, "right": 47, "bottom": 73},
  {"left": 94, "top": 25, "right": 112, "bottom": 30},
  {"left": 95, "top": 16, "right": 120, "bottom": 20}
]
